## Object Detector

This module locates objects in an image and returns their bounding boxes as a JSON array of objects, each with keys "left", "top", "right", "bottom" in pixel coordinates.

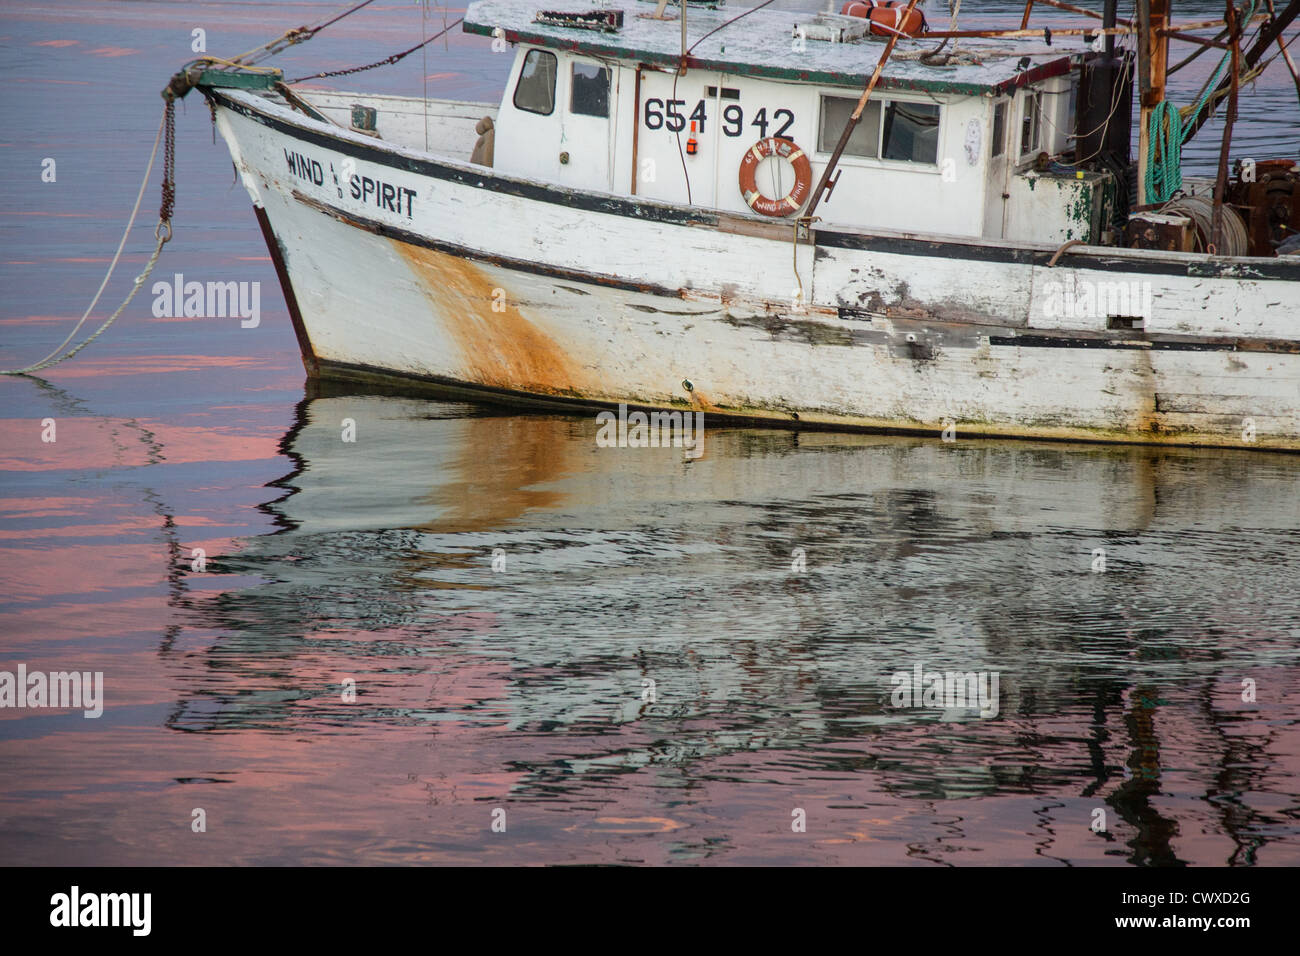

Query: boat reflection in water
[{"left": 178, "top": 385, "right": 1300, "bottom": 865}]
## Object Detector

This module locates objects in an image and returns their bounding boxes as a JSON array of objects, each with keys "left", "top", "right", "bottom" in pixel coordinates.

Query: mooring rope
[
  {"left": 226, "top": 0, "right": 385, "bottom": 67},
  {"left": 3, "top": 0, "right": 420, "bottom": 375},
  {"left": 1, "top": 101, "right": 175, "bottom": 376}
]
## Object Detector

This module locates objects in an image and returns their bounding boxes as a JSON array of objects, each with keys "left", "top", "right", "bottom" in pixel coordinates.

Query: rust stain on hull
[
  {"left": 1132, "top": 347, "right": 1163, "bottom": 436},
  {"left": 392, "top": 239, "right": 584, "bottom": 395}
]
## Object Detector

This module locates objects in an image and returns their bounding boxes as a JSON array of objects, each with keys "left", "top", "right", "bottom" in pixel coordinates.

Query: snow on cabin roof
[{"left": 462, "top": 0, "right": 1089, "bottom": 97}]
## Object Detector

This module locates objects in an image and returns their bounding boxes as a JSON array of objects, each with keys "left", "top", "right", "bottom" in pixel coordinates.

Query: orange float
[
  {"left": 738, "top": 137, "right": 812, "bottom": 217},
  {"left": 840, "top": 0, "right": 927, "bottom": 37}
]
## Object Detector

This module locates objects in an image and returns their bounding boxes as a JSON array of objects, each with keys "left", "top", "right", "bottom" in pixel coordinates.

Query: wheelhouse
[{"left": 467, "top": 0, "right": 1116, "bottom": 245}]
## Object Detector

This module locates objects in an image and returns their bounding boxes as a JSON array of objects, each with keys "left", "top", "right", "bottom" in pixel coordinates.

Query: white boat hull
[{"left": 212, "top": 90, "right": 1300, "bottom": 450}]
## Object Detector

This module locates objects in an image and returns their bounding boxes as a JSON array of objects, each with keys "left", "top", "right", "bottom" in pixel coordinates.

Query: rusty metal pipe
[{"left": 804, "top": 0, "right": 922, "bottom": 220}]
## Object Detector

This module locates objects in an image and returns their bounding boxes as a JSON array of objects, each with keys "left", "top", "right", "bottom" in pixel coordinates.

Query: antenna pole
[
  {"left": 681, "top": 0, "right": 687, "bottom": 63},
  {"left": 1211, "top": 0, "right": 1242, "bottom": 251}
]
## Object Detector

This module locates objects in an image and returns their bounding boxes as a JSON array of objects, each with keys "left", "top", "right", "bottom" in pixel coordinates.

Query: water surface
[{"left": 1, "top": 1, "right": 1298, "bottom": 866}]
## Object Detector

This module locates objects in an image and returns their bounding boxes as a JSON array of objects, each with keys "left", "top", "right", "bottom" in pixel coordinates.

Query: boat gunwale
[{"left": 208, "top": 87, "right": 1300, "bottom": 280}]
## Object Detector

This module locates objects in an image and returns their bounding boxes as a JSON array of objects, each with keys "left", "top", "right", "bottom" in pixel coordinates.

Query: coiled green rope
[
  {"left": 1145, "top": 100, "right": 1183, "bottom": 205},
  {"left": 1142, "top": 0, "right": 1259, "bottom": 206}
]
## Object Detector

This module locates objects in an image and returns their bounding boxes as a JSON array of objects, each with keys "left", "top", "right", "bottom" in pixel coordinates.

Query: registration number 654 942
[{"left": 642, "top": 98, "right": 795, "bottom": 139}]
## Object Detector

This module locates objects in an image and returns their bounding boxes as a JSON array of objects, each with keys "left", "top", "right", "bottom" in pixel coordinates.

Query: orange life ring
[{"left": 738, "top": 137, "right": 812, "bottom": 217}]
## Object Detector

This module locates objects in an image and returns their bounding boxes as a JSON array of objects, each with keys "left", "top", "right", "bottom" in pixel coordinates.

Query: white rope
[
  {"left": 2, "top": 109, "right": 167, "bottom": 376},
  {"left": 1162, "top": 194, "right": 1251, "bottom": 257}
]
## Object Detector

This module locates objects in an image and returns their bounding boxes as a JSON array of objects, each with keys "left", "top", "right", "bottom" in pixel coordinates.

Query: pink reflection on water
[{"left": 0, "top": 416, "right": 283, "bottom": 470}]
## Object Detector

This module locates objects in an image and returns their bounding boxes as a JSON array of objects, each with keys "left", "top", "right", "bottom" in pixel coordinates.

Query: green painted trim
[
  {"left": 196, "top": 69, "right": 281, "bottom": 91},
  {"left": 463, "top": 22, "right": 995, "bottom": 95}
]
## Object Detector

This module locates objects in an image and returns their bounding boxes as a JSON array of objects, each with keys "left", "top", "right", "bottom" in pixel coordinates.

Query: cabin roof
[{"left": 463, "top": 0, "right": 1087, "bottom": 96}]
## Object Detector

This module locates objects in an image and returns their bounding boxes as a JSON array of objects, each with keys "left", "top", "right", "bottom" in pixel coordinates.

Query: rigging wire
[
  {"left": 225, "top": 0, "right": 386, "bottom": 67},
  {"left": 1181, "top": 0, "right": 1260, "bottom": 142},
  {"left": 287, "top": 19, "right": 463, "bottom": 84},
  {"left": 687, "top": 0, "right": 780, "bottom": 56},
  {"left": 423, "top": 0, "right": 430, "bottom": 151},
  {"left": 1037, "top": 39, "right": 1135, "bottom": 167},
  {"left": 671, "top": 0, "right": 810, "bottom": 206}
]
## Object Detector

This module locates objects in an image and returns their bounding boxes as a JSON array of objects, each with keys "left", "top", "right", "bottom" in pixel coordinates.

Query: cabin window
[
  {"left": 992, "top": 101, "right": 1007, "bottom": 158},
  {"left": 818, "top": 95, "right": 881, "bottom": 158},
  {"left": 514, "top": 49, "right": 557, "bottom": 115},
  {"left": 570, "top": 62, "right": 610, "bottom": 118},
  {"left": 818, "top": 95, "right": 939, "bottom": 164},
  {"left": 1020, "top": 92, "right": 1042, "bottom": 156},
  {"left": 881, "top": 101, "right": 940, "bottom": 164}
]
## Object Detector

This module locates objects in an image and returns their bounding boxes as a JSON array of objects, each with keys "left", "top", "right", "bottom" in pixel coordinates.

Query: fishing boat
[{"left": 167, "top": 0, "right": 1300, "bottom": 449}]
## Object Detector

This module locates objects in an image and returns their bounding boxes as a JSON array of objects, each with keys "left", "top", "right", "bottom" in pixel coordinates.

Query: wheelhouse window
[
  {"left": 881, "top": 101, "right": 940, "bottom": 163},
  {"left": 992, "top": 101, "right": 1007, "bottom": 158},
  {"left": 514, "top": 49, "right": 556, "bottom": 115},
  {"left": 818, "top": 95, "right": 881, "bottom": 158},
  {"left": 1020, "top": 92, "right": 1042, "bottom": 156},
  {"left": 570, "top": 62, "right": 610, "bottom": 118},
  {"left": 819, "top": 95, "right": 940, "bottom": 164}
]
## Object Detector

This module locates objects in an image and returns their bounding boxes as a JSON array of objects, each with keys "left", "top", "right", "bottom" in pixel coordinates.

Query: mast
[
  {"left": 1136, "top": 0, "right": 1171, "bottom": 207},
  {"left": 1211, "top": 2, "right": 1243, "bottom": 252}
]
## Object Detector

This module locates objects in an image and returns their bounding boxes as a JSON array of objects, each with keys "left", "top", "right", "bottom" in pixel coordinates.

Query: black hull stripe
[
  {"left": 214, "top": 90, "right": 1300, "bottom": 283},
  {"left": 815, "top": 231, "right": 1300, "bottom": 279},
  {"left": 987, "top": 333, "right": 1300, "bottom": 354}
]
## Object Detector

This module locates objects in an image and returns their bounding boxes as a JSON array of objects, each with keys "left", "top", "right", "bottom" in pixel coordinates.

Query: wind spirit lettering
[
  {"left": 282, "top": 150, "right": 416, "bottom": 218},
  {"left": 0, "top": 665, "right": 103, "bottom": 718},
  {"left": 595, "top": 403, "right": 705, "bottom": 459},
  {"left": 890, "top": 662, "right": 999, "bottom": 718}
]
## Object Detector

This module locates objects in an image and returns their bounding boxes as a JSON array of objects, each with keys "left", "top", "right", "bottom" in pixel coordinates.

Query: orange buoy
[
  {"left": 840, "top": 0, "right": 927, "bottom": 37},
  {"left": 738, "top": 137, "right": 812, "bottom": 217}
]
